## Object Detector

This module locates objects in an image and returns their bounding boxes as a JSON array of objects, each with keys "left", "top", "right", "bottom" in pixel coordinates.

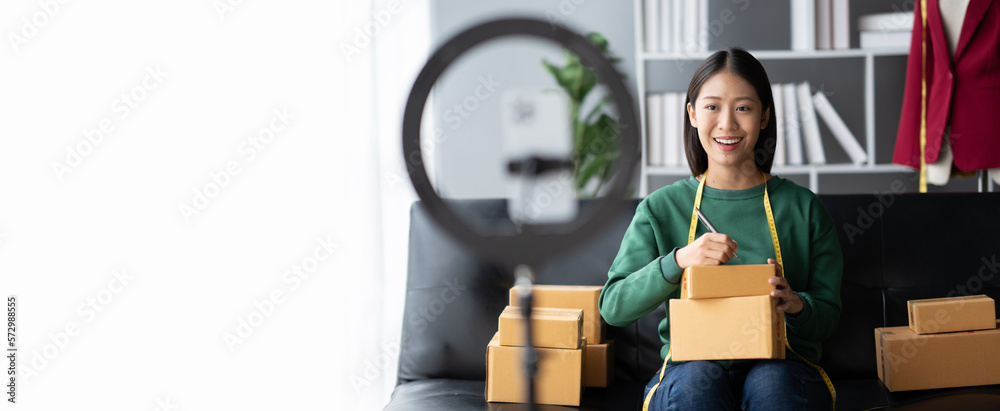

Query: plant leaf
[
  {"left": 576, "top": 151, "right": 614, "bottom": 192},
  {"left": 571, "top": 64, "right": 597, "bottom": 102},
  {"left": 600, "top": 150, "right": 620, "bottom": 181},
  {"left": 591, "top": 115, "right": 623, "bottom": 151},
  {"left": 579, "top": 122, "right": 603, "bottom": 154},
  {"left": 586, "top": 32, "right": 609, "bottom": 52},
  {"left": 544, "top": 58, "right": 594, "bottom": 100},
  {"left": 564, "top": 48, "right": 580, "bottom": 65},
  {"left": 542, "top": 59, "right": 572, "bottom": 95},
  {"left": 542, "top": 59, "right": 560, "bottom": 78}
]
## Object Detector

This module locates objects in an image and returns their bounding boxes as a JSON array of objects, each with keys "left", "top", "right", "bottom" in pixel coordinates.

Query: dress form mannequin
[{"left": 928, "top": 0, "right": 1000, "bottom": 186}]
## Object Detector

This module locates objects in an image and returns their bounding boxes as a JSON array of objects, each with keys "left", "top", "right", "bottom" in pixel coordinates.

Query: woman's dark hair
[{"left": 683, "top": 47, "right": 777, "bottom": 177}]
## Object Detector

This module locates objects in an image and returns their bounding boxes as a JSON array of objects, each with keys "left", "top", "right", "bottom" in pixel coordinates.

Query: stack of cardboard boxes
[
  {"left": 486, "top": 285, "right": 614, "bottom": 406},
  {"left": 669, "top": 264, "right": 785, "bottom": 361},
  {"left": 875, "top": 295, "right": 1000, "bottom": 391}
]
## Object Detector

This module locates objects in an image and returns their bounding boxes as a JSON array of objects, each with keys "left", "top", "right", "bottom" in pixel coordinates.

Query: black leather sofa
[{"left": 385, "top": 192, "right": 1000, "bottom": 411}]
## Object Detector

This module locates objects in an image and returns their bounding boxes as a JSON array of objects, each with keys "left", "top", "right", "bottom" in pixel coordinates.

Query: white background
[{"left": 1, "top": 1, "right": 427, "bottom": 409}]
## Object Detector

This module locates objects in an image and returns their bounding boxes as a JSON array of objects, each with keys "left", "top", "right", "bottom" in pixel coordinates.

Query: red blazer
[{"left": 893, "top": 0, "right": 1000, "bottom": 171}]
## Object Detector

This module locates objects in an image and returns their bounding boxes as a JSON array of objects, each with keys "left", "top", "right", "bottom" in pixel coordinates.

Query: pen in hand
[{"left": 694, "top": 207, "right": 741, "bottom": 262}]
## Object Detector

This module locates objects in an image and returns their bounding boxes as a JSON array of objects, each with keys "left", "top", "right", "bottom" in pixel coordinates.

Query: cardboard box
[
  {"left": 680, "top": 264, "right": 777, "bottom": 299},
  {"left": 875, "top": 320, "right": 1000, "bottom": 392},
  {"left": 669, "top": 295, "right": 785, "bottom": 361},
  {"left": 498, "top": 305, "right": 583, "bottom": 349},
  {"left": 486, "top": 333, "right": 586, "bottom": 406},
  {"left": 510, "top": 285, "right": 604, "bottom": 345},
  {"left": 583, "top": 340, "right": 614, "bottom": 388},
  {"left": 907, "top": 295, "right": 997, "bottom": 334}
]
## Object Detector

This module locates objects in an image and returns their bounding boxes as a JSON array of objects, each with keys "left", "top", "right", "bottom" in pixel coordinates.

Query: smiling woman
[
  {"left": 688, "top": 71, "right": 769, "bottom": 187},
  {"left": 683, "top": 48, "right": 777, "bottom": 190},
  {"left": 598, "top": 47, "right": 843, "bottom": 411}
]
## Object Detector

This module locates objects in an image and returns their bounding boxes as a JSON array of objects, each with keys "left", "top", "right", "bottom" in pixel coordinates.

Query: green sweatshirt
[{"left": 599, "top": 176, "right": 843, "bottom": 367}]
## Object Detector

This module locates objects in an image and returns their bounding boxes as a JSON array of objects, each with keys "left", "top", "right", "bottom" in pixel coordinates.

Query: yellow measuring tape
[
  {"left": 919, "top": 0, "right": 928, "bottom": 193},
  {"left": 642, "top": 172, "right": 837, "bottom": 410}
]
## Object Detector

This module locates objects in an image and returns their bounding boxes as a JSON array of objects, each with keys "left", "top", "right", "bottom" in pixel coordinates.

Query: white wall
[{"left": 1, "top": 1, "right": 426, "bottom": 409}]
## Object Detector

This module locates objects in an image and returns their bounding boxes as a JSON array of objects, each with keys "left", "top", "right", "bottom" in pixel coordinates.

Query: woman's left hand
[{"left": 767, "top": 258, "right": 804, "bottom": 316}]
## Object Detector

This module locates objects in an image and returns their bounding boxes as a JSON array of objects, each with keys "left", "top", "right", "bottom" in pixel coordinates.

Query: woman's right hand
[{"left": 674, "top": 233, "right": 738, "bottom": 269}]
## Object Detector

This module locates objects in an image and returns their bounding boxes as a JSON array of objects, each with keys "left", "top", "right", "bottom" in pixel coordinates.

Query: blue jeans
[{"left": 642, "top": 360, "right": 832, "bottom": 411}]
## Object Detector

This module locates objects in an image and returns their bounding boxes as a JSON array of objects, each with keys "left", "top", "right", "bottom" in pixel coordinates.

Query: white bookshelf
[{"left": 633, "top": 0, "right": 911, "bottom": 195}]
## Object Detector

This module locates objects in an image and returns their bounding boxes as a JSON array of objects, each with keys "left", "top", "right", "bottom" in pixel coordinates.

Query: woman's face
[{"left": 687, "top": 70, "right": 769, "bottom": 174}]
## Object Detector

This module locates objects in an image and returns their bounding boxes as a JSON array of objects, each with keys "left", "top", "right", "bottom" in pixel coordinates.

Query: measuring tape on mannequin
[
  {"left": 642, "top": 172, "right": 837, "bottom": 411},
  {"left": 918, "top": 0, "right": 928, "bottom": 193}
]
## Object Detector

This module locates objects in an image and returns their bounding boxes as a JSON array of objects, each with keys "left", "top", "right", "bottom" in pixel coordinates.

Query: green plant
[{"left": 542, "top": 32, "right": 624, "bottom": 198}]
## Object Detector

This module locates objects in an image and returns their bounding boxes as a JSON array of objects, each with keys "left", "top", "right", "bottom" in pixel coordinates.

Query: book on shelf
[
  {"left": 658, "top": 0, "right": 673, "bottom": 54},
  {"left": 832, "top": 0, "right": 850, "bottom": 49},
  {"left": 857, "top": 11, "right": 912, "bottom": 49},
  {"left": 815, "top": 0, "right": 832, "bottom": 50},
  {"left": 643, "top": 0, "right": 660, "bottom": 52},
  {"left": 663, "top": 92, "right": 680, "bottom": 166},
  {"left": 671, "top": 0, "right": 683, "bottom": 52},
  {"left": 673, "top": 93, "right": 686, "bottom": 166},
  {"left": 791, "top": 0, "right": 816, "bottom": 51},
  {"left": 796, "top": 82, "right": 826, "bottom": 164},
  {"left": 781, "top": 83, "right": 804, "bottom": 165},
  {"left": 858, "top": 12, "right": 913, "bottom": 32},
  {"left": 859, "top": 31, "right": 911, "bottom": 49},
  {"left": 646, "top": 92, "right": 688, "bottom": 167},
  {"left": 682, "top": 0, "right": 700, "bottom": 53},
  {"left": 641, "top": 0, "right": 708, "bottom": 54},
  {"left": 812, "top": 90, "right": 867, "bottom": 165},
  {"left": 771, "top": 83, "right": 786, "bottom": 167},
  {"left": 697, "top": 0, "right": 709, "bottom": 55},
  {"left": 791, "top": 0, "right": 850, "bottom": 51},
  {"left": 646, "top": 93, "right": 664, "bottom": 166}
]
